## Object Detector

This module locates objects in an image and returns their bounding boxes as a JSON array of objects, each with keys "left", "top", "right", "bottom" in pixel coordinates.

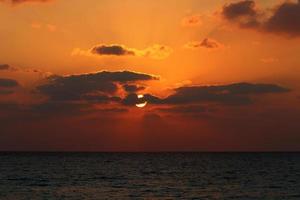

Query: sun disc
[
  {"left": 136, "top": 101, "right": 147, "bottom": 108},
  {"left": 136, "top": 94, "right": 147, "bottom": 108}
]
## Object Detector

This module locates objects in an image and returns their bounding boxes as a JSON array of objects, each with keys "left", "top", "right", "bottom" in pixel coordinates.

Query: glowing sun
[{"left": 136, "top": 94, "right": 147, "bottom": 108}]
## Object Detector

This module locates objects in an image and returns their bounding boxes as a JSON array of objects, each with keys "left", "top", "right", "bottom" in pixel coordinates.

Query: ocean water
[{"left": 0, "top": 153, "right": 299, "bottom": 200}]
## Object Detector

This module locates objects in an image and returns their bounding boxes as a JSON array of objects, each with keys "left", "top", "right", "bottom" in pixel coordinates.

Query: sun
[{"left": 136, "top": 94, "right": 147, "bottom": 108}]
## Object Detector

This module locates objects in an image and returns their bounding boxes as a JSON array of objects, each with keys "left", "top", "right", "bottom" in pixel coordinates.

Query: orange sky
[{"left": 0, "top": 0, "right": 300, "bottom": 151}]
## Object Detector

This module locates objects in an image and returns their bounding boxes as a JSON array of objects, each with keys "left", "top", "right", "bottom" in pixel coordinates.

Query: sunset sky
[{"left": 1, "top": 0, "right": 300, "bottom": 151}]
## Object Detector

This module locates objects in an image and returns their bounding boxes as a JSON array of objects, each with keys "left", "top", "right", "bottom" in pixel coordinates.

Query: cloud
[
  {"left": 0, "top": 78, "right": 19, "bottom": 95},
  {"left": 221, "top": 0, "right": 300, "bottom": 37},
  {"left": 123, "top": 84, "right": 146, "bottom": 93},
  {"left": 0, "top": 0, "right": 51, "bottom": 4},
  {"left": 141, "top": 44, "right": 173, "bottom": 60},
  {"left": 181, "top": 14, "right": 202, "bottom": 27},
  {"left": 222, "top": 0, "right": 259, "bottom": 28},
  {"left": 0, "top": 64, "right": 19, "bottom": 71},
  {"left": 0, "top": 68, "right": 290, "bottom": 118},
  {"left": 72, "top": 44, "right": 173, "bottom": 60},
  {"left": 162, "top": 82, "right": 289, "bottom": 105},
  {"left": 0, "top": 64, "right": 49, "bottom": 75},
  {"left": 121, "top": 93, "right": 165, "bottom": 106},
  {"left": 37, "top": 70, "right": 158, "bottom": 102},
  {"left": 122, "top": 93, "right": 146, "bottom": 106},
  {"left": 265, "top": 0, "right": 300, "bottom": 36},
  {"left": 130, "top": 82, "right": 288, "bottom": 107},
  {"left": 14, "top": 70, "right": 158, "bottom": 118},
  {"left": 185, "top": 38, "right": 223, "bottom": 49},
  {"left": 0, "top": 78, "right": 19, "bottom": 88},
  {"left": 0, "top": 64, "right": 11, "bottom": 70},
  {"left": 91, "top": 45, "right": 135, "bottom": 56}
]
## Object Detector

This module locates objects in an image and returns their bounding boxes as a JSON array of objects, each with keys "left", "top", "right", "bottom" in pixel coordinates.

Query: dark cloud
[
  {"left": 223, "top": 0, "right": 257, "bottom": 19},
  {"left": 122, "top": 93, "right": 164, "bottom": 106},
  {"left": 163, "top": 82, "right": 289, "bottom": 105},
  {"left": 265, "top": 0, "right": 300, "bottom": 36},
  {"left": 121, "top": 82, "right": 288, "bottom": 107},
  {"left": 0, "top": 78, "right": 19, "bottom": 95},
  {"left": 222, "top": 0, "right": 259, "bottom": 28},
  {"left": 122, "top": 93, "right": 145, "bottom": 106},
  {"left": 123, "top": 84, "right": 146, "bottom": 93},
  {"left": 222, "top": 0, "right": 300, "bottom": 36},
  {"left": 91, "top": 45, "right": 135, "bottom": 56},
  {"left": 0, "top": 78, "right": 19, "bottom": 88},
  {"left": 0, "top": 64, "right": 10, "bottom": 70},
  {"left": 0, "top": 64, "right": 42, "bottom": 73},
  {"left": 37, "top": 71, "right": 158, "bottom": 101},
  {"left": 143, "top": 94, "right": 164, "bottom": 104}
]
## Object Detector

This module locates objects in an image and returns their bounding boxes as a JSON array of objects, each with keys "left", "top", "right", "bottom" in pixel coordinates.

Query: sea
[{"left": 0, "top": 153, "right": 299, "bottom": 200}]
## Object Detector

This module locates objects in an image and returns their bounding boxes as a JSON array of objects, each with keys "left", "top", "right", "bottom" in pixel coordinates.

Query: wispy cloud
[
  {"left": 181, "top": 14, "right": 202, "bottom": 27},
  {"left": 185, "top": 38, "right": 224, "bottom": 50}
]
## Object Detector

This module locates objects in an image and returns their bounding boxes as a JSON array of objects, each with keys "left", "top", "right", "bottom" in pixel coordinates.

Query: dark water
[{"left": 0, "top": 153, "right": 300, "bottom": 200}]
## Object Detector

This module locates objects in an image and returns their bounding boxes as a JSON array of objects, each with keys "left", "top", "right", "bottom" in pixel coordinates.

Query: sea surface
[{"left": 0, "top": 153, "right": 299, "bottom": 200}]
